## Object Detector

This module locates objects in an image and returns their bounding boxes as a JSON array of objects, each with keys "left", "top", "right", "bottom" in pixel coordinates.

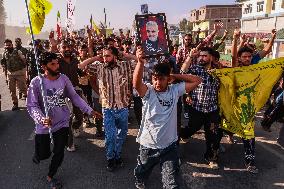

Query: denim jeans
[
  {"left": 134, "top": 142, "right": 180, "bottom": 189},
  {"left": 103, "top": 108, "right": 129, "bottom": 160}
]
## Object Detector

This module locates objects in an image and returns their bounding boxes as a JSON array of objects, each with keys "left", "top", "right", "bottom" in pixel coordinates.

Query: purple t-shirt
[{"left": 26, "top": 74, "right": 93, "bottom": 134}]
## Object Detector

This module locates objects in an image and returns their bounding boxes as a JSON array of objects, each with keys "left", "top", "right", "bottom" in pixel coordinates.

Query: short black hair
[
  {"left": 39, "top": 52, "right": 58, "bottom": 65},
  {"left": 152, "top": 63, "right": 171, "bottom": 77},
  {"left": 184, "top": 33, "right": 192, "bottom": 38},
  {"left": 4, "top": 39, "right": 12, "bottom": 44},
  {"left": 79, "top": 44, "right": 88, "bottom": 49},
  {"left": 199, "top": 47, "right": 214, "bottom": 56},
  {"left": 15, "top": 38, "right": 22, "bottom": 42},
  {"left": 104, "top": 37, "right": 115, "bottom": 45},
  {"left": 237, "top": 47, "right": 253, "bottom": 57},
  {"left": 103, "top": 46, "right": 119, "bottom": 57},
  {"left": 212, "top": 50, "right": 220, "bottom": 60}
]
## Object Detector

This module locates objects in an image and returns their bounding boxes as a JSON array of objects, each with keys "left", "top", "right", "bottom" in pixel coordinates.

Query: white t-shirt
[{"left": 136, "top": 82, "right": 186, "bottom": 149}]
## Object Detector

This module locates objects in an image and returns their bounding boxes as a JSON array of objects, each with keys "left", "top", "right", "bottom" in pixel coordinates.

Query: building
[
  {"left": 240, "top": 0, "right": 284, "bottom": 58},
  {"left": 189, "top": 5, "right": 242, "bottom": 38}
]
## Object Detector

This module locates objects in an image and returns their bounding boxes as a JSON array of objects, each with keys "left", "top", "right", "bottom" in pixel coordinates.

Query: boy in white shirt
[{"left": 133, "top": 47, "right": 202, "bottom": 189}]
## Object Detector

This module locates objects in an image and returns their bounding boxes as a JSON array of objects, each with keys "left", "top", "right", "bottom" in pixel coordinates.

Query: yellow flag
[
  {"left": 92, "top": 20, "right": 100, "bottom": 35},
  {"left": 27, "top": 0, "right": 52, "bottom": 34},
  {"left": 212, "top": 58, "right": 284, "bottom": 139}
]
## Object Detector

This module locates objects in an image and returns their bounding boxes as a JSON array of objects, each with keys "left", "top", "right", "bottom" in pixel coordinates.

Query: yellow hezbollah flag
[
  {"left": 92, "top": 21, "right": 101, "bottom": 35},
  {"left": 212, "top": 57, "right": 284, "bottom": 139},
  {"left": 27, "top": 0, "right": 52, "bottom": 34}
]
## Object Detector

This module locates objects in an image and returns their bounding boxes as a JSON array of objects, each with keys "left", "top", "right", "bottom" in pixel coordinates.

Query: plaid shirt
[{"left": 188, "top": 63, "right": 220, "bottom": 113}]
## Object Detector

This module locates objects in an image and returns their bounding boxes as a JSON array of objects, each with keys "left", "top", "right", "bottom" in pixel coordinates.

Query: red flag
[{"left": 56, "top": 11, "right": 62, "bottom": 39}]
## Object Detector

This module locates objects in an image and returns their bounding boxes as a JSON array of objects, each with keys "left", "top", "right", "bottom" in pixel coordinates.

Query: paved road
[{"left": 0, "top": 72, "right": 283, "bottom": 189}]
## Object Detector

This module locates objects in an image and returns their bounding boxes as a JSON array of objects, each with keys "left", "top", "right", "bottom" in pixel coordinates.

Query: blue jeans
[
  {"left": 134, "top": 142, "right": 180, "bottom": 189},
  {"left": 103, "top": 108, "right": 129, "bottom": 160}
]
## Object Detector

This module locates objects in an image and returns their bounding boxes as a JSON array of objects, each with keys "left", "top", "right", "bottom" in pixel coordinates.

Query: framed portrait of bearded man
[{"left": 135, "top": 13, "right": 170, "bottom": 57}]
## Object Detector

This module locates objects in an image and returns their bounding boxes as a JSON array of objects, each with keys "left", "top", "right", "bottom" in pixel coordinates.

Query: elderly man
[{"left": 143, "top": 21, "right": 166, "bottom": 55}]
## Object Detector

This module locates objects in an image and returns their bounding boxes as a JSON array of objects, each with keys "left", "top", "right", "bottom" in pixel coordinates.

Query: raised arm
[
  {"left": 237, "top": 34, "right": 247, "bottom": 52},
  {"left": 49, "top": 31, "right": 59, "bottom": 53},
  {"left": 213, "top": 29, "right": 228, "bottom": 50},
  {"left": 180, "top": 48, "right": 199, "bottom": 73},
  {"left": 78, "top": 56, "right": 101, "bottom": 70},
  {"left": 133, "top": 47, "right": 148, "bottom": 97},
  {"left": 232, "top": 29, "right": 241, "bottom": 68},
  {"left": 259, "top": 29, "right": 277, "bottom": 58},
  {"left": 170, "top": 74, "right": 202, "bottom": 93},
  {"left": 87, "top": 26, "right": 95, "bottom": 57}
]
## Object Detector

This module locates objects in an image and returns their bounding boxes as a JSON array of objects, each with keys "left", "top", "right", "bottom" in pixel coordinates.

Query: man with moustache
[
  {"left": 1, "top": 39, "right": 27, "bottom": 110},
  {"left": 57, "top": 39, "right": 84, "bottom": 152},
  {"left": 79, "top": 46, "right": 134, "bottom": 172},
  {"left": 180, "top": 47, "right": 221, "bottom": 169},
  {"left": 27, "top": 51, "right": 101, "bottom": 189}
]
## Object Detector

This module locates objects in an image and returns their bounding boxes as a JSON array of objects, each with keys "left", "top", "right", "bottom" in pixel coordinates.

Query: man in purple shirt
[{"left": 26, "top": 51, "right": 101, "bottom": 189}]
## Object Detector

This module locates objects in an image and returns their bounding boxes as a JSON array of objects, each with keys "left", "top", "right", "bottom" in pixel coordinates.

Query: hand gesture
[
  {"left": 271, "top": 29, "right": 277, "bottom": 37},
  {"left": 136, "top": 46, "right": 146, "bottom": 63},
  {"left": 233, "top": 28, "right": 241, "bottom": 38},
  {"left": 189, "top": 48, "right": 199, "bottom": 58},
  {"left": 185, "top": 96, "right": 192, "bottom": 105},
  {"left": 214, "top": 23, "right": 222, "bottom": 30},
  {"left": 240, "top": 34, "right": 247, "bottom": 42},
  {"left": 42, "top": 117, "right": 51, "bottom": 128},
  {"left": 49, "top": 31, "right": 57, "bottom": 46},
  {"left": 223, "top": 29, "right": 228, "bottom": 37}
]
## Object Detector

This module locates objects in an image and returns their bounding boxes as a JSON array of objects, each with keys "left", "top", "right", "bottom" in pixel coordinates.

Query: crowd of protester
[{"left": 1, "top": 24, "right": 283, "bottom": 189}]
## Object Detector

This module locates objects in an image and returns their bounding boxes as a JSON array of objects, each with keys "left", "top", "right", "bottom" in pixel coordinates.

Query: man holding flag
[{"left": 213, "top": 28, "right": 283, "bottom": 173}]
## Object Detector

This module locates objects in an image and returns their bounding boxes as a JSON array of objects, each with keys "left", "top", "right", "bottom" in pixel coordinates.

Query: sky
[{"left": 4, "top": 0, "right": 235, "bottom": 31}]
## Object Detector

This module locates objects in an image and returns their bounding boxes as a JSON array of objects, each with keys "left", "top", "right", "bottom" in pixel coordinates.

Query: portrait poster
[{"left": 135, "top": 13, "right": 170, "bottom": 57}]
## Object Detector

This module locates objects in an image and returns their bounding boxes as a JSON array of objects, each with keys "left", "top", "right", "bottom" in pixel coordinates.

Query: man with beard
[
  {"left": 15, "top": 38, "right": 29, "bottom": 58},
  {"left": 142, "top": 21, "right": 167, "bottom": 55},
  {"left": 1, "top": 39, "right": 27, "bottom": 110},
  {"left": 180, "top": 47, "right": 221, "bottom": 169},
  {"left": 227, "top": 29, "right": 276, "bottom": 174},
  {"left": 57, "top": 39, "right": 84, "bottom": 152},
  {"left": 15, "top": 38, "right": 29, "bottom": 99},
  {"left": 27, "top": 51, "right": 101, "bottom": 189},
  {"left": 79, "top": 46, "right": 134, "bottom": 172}
]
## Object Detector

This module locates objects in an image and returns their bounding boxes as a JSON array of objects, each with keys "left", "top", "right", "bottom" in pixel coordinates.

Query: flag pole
[
  {"left": 24, "top": 0, "right": 52, "bottom": 140},
  {"left": 90, "top": 14, "right": 93, "bottom": 29}
]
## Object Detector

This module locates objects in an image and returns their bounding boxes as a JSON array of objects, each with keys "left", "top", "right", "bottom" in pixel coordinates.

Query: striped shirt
[{"left": 89, "top": 60, "right": 134, "bottom": 109}]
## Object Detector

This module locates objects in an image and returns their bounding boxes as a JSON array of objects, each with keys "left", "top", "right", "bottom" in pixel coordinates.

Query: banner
[
  {"left": 66, "top": 0, "right": 76, "bottom": 33},
  {"left": 27, "top": 0, "right": 52, "bottom": 34},
  {"left": 212, "top": 58, "right": 284, "bottom": 139}
]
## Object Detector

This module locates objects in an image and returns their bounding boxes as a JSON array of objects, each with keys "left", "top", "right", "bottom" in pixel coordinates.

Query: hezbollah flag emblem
[
  {"left": 27, "top": 0, "right": 53, "bottom": 34},
  {"left": 212, "top": 57, "right": 284, "bottom": 139}
]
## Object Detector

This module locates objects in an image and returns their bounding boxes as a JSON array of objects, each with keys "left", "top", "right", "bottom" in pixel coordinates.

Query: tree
[
  {"left": 0, "top": 0, "right": 6, "bottom": 47},
  {"left": 179, "top": 18, "right": 193, "bottom": 33},
  {"left": 255, "top": 39, "right": 264, "bottom": 51}
]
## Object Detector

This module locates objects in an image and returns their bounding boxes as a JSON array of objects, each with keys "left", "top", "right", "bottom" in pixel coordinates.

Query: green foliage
[
  {"left": 179, "top": 18, "right": 193, "bottom": 33},
  {"left": 255, "top": 39, "right": 264, "bottom": 51}
]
